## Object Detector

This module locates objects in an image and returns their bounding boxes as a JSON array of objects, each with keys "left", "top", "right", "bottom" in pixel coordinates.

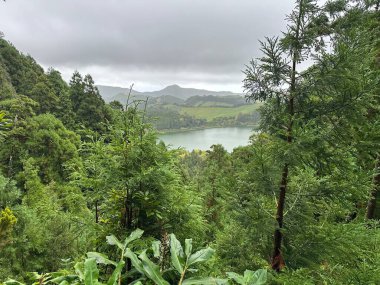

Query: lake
[{"left": 158, "top": 127, "right": 254, "bottom": 152}]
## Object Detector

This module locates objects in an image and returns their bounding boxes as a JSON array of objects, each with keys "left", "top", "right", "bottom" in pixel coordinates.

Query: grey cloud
[{"left": 0, "top": 0, "right": 294, "bottom": 91}]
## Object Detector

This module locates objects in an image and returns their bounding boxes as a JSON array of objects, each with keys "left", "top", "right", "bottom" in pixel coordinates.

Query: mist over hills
[{"left": 97, "top": 84, "right": 244, "bottom": 103}]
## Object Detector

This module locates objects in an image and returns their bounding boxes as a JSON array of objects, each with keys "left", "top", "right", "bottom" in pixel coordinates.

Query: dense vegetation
[
  {"left": 145, "top": 103, "right": 260, "bottom": 131},
  {"left": 108, "top": 92, "right": 260, "bottom": 131},
  {"left": 101, "top": 84, "right": 260, "bottom": 131},
  {"left": 0, "top": 0, "right": 380, "bottom": 284}
]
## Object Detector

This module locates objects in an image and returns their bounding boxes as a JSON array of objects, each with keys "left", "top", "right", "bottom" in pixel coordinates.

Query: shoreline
[{"left": 157, "top": 124, "right": 259, "bottom": 134}]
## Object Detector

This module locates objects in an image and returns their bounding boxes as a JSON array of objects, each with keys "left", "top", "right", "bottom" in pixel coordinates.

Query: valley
[{"left": 98, "top": 84, "right": 261, "bottom": 131}]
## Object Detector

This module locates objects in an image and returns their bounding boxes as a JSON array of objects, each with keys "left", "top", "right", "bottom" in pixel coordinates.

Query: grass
[{"left": 178, "top": 104, "right": 261, "bottom": 121}]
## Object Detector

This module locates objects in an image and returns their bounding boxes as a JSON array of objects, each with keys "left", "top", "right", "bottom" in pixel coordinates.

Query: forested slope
[{"left": 0, "top": 0, "right": 379, "bottom": 284}]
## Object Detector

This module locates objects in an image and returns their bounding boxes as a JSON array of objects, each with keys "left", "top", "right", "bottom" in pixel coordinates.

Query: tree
[
  {"left": 28, "top": 76, "right": 59, "bottom": 114},
  {"left": 109, "top": 100, "right": 124, "bottom": 111},
  {"left": 202, "top": 144, "right": 232, "bottom": 240},
  {"left": 0, "top": 207, "right": 16, "bottom": 250},
  {"left": 70, "top": 99, "right": 206, "bottom": 255},
  {"left": 69, "top": 72, "right": 111, "bottom": 133},
  {"left": 0, "top": 39, "right": 43, "bottom": 97},
  {"left": 46, "top": 68, "right": 76, "bottom": 128},
  {"left": 0, "top": 111, "right": 11, "bottom": 140},
  {"left": 0, "top": 114, "right": 80, "bottom": 183},
  {"left": 0, "top": 158, "right": 93, "bottom": 277},
  {"left": 243, "top": 0, "right": 326, "bottom": 271}
]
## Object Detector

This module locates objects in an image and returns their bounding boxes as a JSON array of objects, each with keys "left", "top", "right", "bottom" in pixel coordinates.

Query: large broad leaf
[
  {"left": 74, "top": 262, "right": 85, "bottom": 281},
  {"left": 187, "top": 247, "right": 215, "bottom": 266},
  {"left": 247, "top": 269, "right": 267, "bottom": 285},
  {"left": 243, "top": 270, "right": 256, "bottom": 284},
  {"left": 182, "top": 277, "right": 229, "bottom": 285},
  {"left": 185, "top": 239, "right": 193, "bottom": 258},
  {"left": 227, "top": 269, "right": 268, "bottom": 285},
  {"left": 170, "top": 234, "right": 184, "bottom": 274},
  {"left": 139, "top": 250, "right": 170, "bottom": 285},
  {"left": 152, "top": 240, "right": 161, "bottom": 258},
  {"left": 84, "top": 258, "right": 100, "bottom": 285},
  {"left": 124, "top": 248, "right": 144, "bottom": 274},
  {"left": 106, "top": 235, "right": 124, "bottom": 250},
  {"left": 123, "top": 228, "right": 144, "bottom": 248},
  {"left": 226, "top": 272, "right": 245, "bottom": 284},
  {"left": 107, "top": 260, "right": 125, "bottom": 285},
  {"left": 87, "top": 252, "right": 117, "bottom": 266}
]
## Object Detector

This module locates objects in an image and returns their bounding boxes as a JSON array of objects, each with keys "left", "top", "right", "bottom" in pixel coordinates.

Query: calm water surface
[{"left": 158, "top": 127, "right": 254, "bottom": 152}]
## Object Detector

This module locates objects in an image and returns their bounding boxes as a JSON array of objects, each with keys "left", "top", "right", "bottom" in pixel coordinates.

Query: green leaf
[
  {"left": 185, "top": 239, "right": 193, "bottom": 257},
  {"left": 247, "top": 269, "right": 267, "bottom": 285},
  {"left": 152, "top": 240, "right": 161, "bottom": 258},
  {"left": 170, "top": 233, "right": 184, "bottom": 274},
  {"left": 243, "top": 270, "right": 256, "bottom": 284},
  {"left": 27, "top": 272, "right": 42, "bottom": 281},
  {"left": 187, "top": 247, "right": 215, "bottom": 266},
  {"left": 74, "top": 262, "right": 85, "bottom": 281},
  {"left": 106, "top": 235, "right": 124, "bottom": 250},
  {"left": 84, "top": 258, "right": 100, "bottom": 285},
  {"left": 87, "top": 252, "right": 117, "bottom": 266},
  {"left": 3, "top": 280, "right": 25, "bottom": 285},
  {"left": 124, "top": 248, "right": 144, "bottom": 274},
  {"left": 226, "top": 272, "right": 244, "bottom": 284},
  {"left": 124, "top": 228, "right": 144, "bottom": 248},
  {"left": 50, "top": 275, "right": 80, "bottom": 284},
  {"left": 182, "top": 277, "right": 229, "bottom": 285},
  {"left": 107, "top": 261, "right": 125, "bottom": 285},
  {"left": 227, "top": 270, "right": 268, "bottom": 285},
  {"left": 139, "top": 250, "right": 170, "bottom": 285}
]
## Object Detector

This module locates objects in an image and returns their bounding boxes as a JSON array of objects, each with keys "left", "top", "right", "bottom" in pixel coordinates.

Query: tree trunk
[
  {"left": 271, "top": 0, "right": 299, "bottom": 269},
  {"left": 270, "top": 32, "right": 297, "bottom": 271},
  {"left": 271, "top": 164, "right": 289, "bottom": 271},
  {"left": 95, "top": 200, "right": 99, "bottom": 223}
]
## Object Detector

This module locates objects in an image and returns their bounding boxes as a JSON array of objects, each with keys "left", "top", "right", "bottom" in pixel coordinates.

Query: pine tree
[{"left": 244, "top": 0, "right": 326, "bottom": 271}]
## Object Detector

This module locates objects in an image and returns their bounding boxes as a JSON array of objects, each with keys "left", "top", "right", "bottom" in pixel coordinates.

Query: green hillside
[
  {"left": 180, "top": 104, "right": 260, "bottom": 121},
  {"left": 147, "top": 103, "right": 261, "bottom": 130},
  {"left": 184, "top": 95, "right": 246, "bottom": 107}
]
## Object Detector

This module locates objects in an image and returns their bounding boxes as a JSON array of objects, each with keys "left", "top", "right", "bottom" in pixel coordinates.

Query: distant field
[{"left": 179, "top": 104, "right": 260, "bottom": 121}]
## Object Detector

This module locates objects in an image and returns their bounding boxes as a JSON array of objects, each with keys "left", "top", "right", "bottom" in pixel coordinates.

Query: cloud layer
[{"left": 0, "top": 0, "right": 294, "bottom": 91}]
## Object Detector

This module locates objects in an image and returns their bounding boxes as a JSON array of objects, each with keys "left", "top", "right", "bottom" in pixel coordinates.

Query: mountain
[
  {"left": 97, "top": 85, "right": 142, "bottom": 102},
  {"left": 142, "top": 84, "right": 242, "bottom": 99},
  {"left": 97, "top": 84, "right": 243, "bottom": 103},
  {"left": 110, "top": 92, "right": 148, "bottom": 105}
]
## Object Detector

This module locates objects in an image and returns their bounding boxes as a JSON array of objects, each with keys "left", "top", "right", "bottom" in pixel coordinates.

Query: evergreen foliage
[{"left": 0, "top": 1, "right": 379, "bottom": 284}]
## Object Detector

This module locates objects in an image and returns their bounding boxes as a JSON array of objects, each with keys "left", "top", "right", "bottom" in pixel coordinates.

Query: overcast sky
[{"left": 0, "top": 0, "right": 295, "bottom": 92}]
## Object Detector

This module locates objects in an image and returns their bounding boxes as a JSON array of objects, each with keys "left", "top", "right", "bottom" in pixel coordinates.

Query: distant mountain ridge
[{"left": 97, "top": 84, "right": 243, "bottom": 103}]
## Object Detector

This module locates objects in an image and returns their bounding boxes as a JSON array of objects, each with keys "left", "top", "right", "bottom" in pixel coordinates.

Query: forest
[{"left": 0, "top": 0, "right": 379, "bottom": 284}]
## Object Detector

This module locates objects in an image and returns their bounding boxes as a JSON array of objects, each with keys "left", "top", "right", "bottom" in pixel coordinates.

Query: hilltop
[{"left": 97, "top": 84, "right": 243, "bottom": 102}]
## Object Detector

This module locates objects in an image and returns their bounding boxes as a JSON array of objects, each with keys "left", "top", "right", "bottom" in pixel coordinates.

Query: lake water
[{"left": 158, "top": 127, "right": 254, "bottom": 152}]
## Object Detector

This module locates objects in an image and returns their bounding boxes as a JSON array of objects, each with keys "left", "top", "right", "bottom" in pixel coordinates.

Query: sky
[{"left": 0, "top": 0, "right": 295, "bottom": 92}]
